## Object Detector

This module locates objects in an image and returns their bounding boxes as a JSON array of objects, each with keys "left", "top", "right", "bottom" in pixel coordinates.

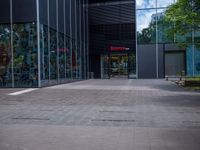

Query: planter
[{"left": 184, "top": 80, "right": 200, "bottom": 87}]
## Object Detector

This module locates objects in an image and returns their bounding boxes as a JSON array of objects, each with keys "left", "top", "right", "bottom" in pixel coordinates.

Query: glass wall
[
  {"left": 66, "top": 37, "right": 71, "bottom": 80},
  {"left": 0, "top": 23, "right": 38, "bottom": 88},
  {"left": 0, "top": 24, "right": 12, "bottom": 87},
  {"left": 58, "top": 32, "right": 65, "bottom": 82},
  {"left": 136, "top": 0, "right": 200, "bottom": 77},
  {"left": 136, "top": 1, "right": 175, "bottom": 45},
  {"left": 40, "top": 24, "right": 49, "bottom": 86},
  {"left": 13, "top": 23, "right": 38, "bottom": 87},
  {"left": 0, "top": 0, "right": 88, "bottom": 88},
  {"left": 39, "top": 24, "right": 86, "bottom": 86}
]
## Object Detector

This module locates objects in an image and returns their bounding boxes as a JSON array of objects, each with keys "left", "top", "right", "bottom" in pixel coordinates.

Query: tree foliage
[{"left": 164, "top": 0, "right": 200, "bottom": 48}]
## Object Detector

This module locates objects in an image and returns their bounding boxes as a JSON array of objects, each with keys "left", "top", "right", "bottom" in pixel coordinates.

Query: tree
[
  {"left": 137, "top": 22, "right": 156, "bottom": 44},
  {"left": 164, "top": 0, "right": 200, "bottom": 48}
]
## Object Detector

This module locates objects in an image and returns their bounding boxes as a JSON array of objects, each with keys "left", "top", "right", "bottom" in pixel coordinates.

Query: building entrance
[
  {"left": 101, "top": 54, "right": 129, "bottom": 79},
  {"left": 110, "top": 54, "right": 128, "bottom": 78}
]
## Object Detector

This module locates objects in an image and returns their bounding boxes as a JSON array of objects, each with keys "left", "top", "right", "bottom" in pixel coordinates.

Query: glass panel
[
  {"left": 136, "top": 0, "right": 156, "bottom": 9},
  {"left": 110, "top": 54, "right": 128, "bottom": 78},
  {"left": 194, "top": 31, "right": 200, "bottom": 46},
  {"left": 0, "top": 24, "right": 12, "bottom": 87},
  {"left": 40, "top": 24, "right": 49, "bottom": 86},
  {"left": 50, "top": 28, "right": 58, "bottom": 84},
  {"left": 58, "top": 32, "right": 65, "bottom": 82},
  {"left": 101, "top": 55, "right": 110, "bottom": 79},
  {"left": 72, "top": 40, "right": 76, "bottom": 79},
  {"left": 137, "top": 9, "right": 157, "bottom": 44},
  {"left": 157, "top": 8, "right": 174, "bottom": 43},
  {"left": 194, "top": 30, "right": 200, "bottom": 76},
  {"left": 128, "top": 52, "right": 137, "bottom": 78},
  {"left": 77, "top": 42, "right": 81, "bottom": 79},
  {"left": 157, "top": 0, "right": 175, "bottom": 8},
  {"left": 194, "top": 46, "right": 200, "bottom": 76},
  {"left": 13, "top": 23, "right": 38, "bottom": 87},
  {"left": 66, "top": 37, "right": 71, "bottom": 79}
]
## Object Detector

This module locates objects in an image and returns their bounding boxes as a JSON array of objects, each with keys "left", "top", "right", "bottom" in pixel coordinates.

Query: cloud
[
  {"left": 136, "top": 0, "right": 174, "bottom": 9},
  {"left": 137, "top": 9, "right": 156, "bottom": 32},
  {"left": 136, "top": 0, "right": 175, "bottom": 32}
]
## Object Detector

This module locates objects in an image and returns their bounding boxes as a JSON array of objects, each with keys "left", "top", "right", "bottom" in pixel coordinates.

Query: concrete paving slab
[{"left": 0, "top": 79, "right": 200, "bottom": 149}]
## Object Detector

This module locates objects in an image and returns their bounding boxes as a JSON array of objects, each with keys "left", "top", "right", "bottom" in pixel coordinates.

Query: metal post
[
  {"left": 156, "top": 0, "right": 159, "bottom": 78},
  {"left": 56, "top": 0, "right": 59, "bottom": 83},
  {"left": 36, "top": 0, "right": 41, "bottom": 87},
  {"left": 135, "top": 0, "right": 138, "bottom": 79},
  {"left": 10, "top": 0, "right": 14, "bottom": 88},
  {"left": 70, "top": 0, "right": 73, "bottom": 80},
  {"left": 63, "top": 0, "right": 67, "bottom": 80},
  {"left": 47, "top": 0, "right": 51, "bottom": 83}
]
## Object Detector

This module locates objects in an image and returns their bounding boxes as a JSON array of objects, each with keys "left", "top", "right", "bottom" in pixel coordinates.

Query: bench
[{"left": 165, "top": 76, "right": 185, "bottom": 81}]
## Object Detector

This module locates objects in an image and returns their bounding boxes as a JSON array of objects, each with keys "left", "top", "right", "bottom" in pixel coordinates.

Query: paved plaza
[{"left": 0, "top": 79, "right": 200, "bottom": 150}]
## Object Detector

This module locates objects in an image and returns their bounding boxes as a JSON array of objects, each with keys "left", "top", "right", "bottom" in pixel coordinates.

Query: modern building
[
  {"left": 0, "top": 0, "right": 199, "bottom": 88},
  {"left": 88, "top": 0, "right": 136, "bottom": 79},
  {"left": 0, "top": 0, "right": 89, "bottom": 88}
]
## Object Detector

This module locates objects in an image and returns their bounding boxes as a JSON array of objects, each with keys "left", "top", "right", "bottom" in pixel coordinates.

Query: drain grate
[
  {"left": 39, "top": 109, "right": 63, "bottom": 112},
  {"left": 12, "top": 117, "right": 50, "bottom": 121},
  {"left": 182, "top": 121, "right": 200, "bottom": 125},
  {"left": 92, "top": 119, "right": 135, "bottom": 122},
  {"left": 99, "top": 110, "right": 136, "bottom": 113}
]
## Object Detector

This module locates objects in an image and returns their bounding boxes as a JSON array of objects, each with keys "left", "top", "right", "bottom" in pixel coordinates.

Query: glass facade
[
  {"left": 136, "top": 1, "right": 175, "bottom": 45},
  {"left": 0, "top": 0, "right": 89, "bottom": 88},
  {"left": 0, "top": 24, "right": 12, "bottom": 87},
  {"left": 136, "top": 0, "right": 200, "bottom": 77},
  {"left": 0, "top": 23, "right": 38, "bottom": 88},
  {"left": 13, "top": 23, "right": 38, "bottom": 87},
  {"left": 89, "top": 1, "right": 136, "bottom": 78}
]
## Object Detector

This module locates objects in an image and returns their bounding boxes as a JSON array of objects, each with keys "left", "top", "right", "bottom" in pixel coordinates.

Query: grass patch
[{"left": 185, "top": 77, "right": 200, "bottom": 81}]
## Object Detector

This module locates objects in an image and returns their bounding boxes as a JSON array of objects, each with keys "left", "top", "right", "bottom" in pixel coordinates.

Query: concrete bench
[{"left": 165, "top": 76, "right": 185, "bottom": 81}]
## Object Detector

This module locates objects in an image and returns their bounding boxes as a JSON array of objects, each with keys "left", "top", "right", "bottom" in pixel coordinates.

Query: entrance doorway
[
  {"left": 165, "top": 52, "right": 185, "bottom": 76},
  {"left": 110, "top": 54, "right": 128, "bottom": 78},
  {"left": 101, "top": 54, "right": 128, "bottom": 78}
]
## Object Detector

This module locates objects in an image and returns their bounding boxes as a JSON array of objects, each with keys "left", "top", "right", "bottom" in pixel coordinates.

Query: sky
[{"left": 136, "top": 0, "right": 175, "bottom": 32}]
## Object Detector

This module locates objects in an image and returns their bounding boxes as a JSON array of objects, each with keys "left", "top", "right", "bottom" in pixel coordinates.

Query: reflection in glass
[
  {"left": 136, "top": 0, "right": 156, "bottom": 9},
  {"left": 136, "top": 0, "right": 175, "bottom": 9},
  {"left": 187, "top": 46, "right": 200, "bottom": 76},
  {"left": 77, "top": 42, "right": 81, "bottom": 79},
  {"left": 137, "top": 9, "right": 156, "bottom": 44},
  {"left": 128, "top": 53, "right": 136, "bottom": 78},
  {"left": 59, "top": 32, "right": 65, "bottom": 81},
  {"left": 72, "top": 40, "right": 76, "bottom": 79},
  {"left": 101, "top": 55, "right": 110, "bottom": 79},
  {"left": 13, "top": 23, "right": 38, "bottom": 87},
  {"left": 50, "top": 28, "right": 57, "bottom": 83},
  {"left": 157, "top": 0, "right": 174, "bottom": 8},
  {"left": 0, "top": 24, "right": 12, "bottom": 87},
  {"left": 66, "top": 37, "right": 71, "bottom": 79},
  {"left": 157, "top": 8, "right": 173, "bottom": 43},
  {"left": 40, "top": 24, "right": 49, "bottom": 86}
]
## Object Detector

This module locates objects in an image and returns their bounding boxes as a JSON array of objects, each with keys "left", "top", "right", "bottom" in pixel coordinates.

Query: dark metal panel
[
  {"left": 58, "top": 0, "right": 64, "bottom": 33},
  {"left": 71, "top": 0, "right": 76, "bottom": 39},
  {"left": 39, "top": 0, "right": 48, "bottom": 25},
  {"left": 138, "top": 44, "right": 157, "bottom": 78},
  {"left": 65, "top": 0, "right": 70, "bottom": 35},
  {"left": 158, "top": 44, "right": 165, "bottom": 78},
  {"left": 90, "top": 55, "right": 101, "bottom": 78},
  {"left": 89, "top": 2, "right": 135, "bottom": 25},
  {"left": 13, "top": 0, "right": 37, "bottom": 23},
  {"left": 49, "top": 0, "right": 57, "bottom": 29},
  {"left": 165, "top": 43, "right": 185, "bottom": 51},
  {"left": 0, "top": 0, "right": 10, "bottom": 23}
]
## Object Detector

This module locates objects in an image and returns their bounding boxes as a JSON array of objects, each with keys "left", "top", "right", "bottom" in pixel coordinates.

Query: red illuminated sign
[{"left": 110, "top": 46, "right": 130, "bottom": 51}]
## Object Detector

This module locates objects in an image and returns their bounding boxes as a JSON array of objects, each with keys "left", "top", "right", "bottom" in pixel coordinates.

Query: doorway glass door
[
  {"left": 101, "top": 55, "right": 110, "bottom": 79},
  {"left": 110, "top": 54, "right": 128, "bottom": 78}
]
